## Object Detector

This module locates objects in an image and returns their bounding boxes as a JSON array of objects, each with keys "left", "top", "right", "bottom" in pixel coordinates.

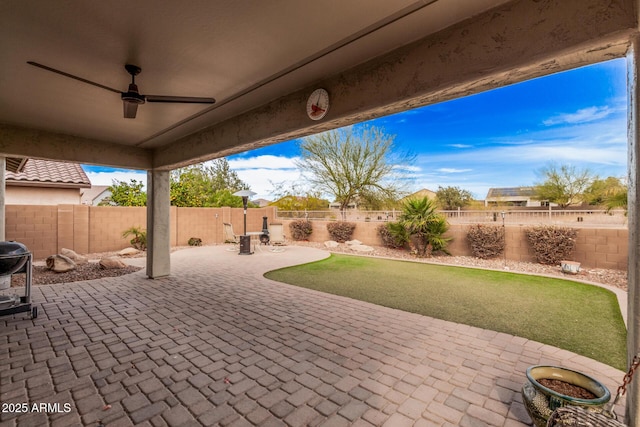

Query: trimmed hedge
[
  {"left": 525, "top": 225, "right": 578, "bottom": 265},
  {"left": 327, "top": 221, "right": 356, "bottom": 243},
  {"left": 289, "top": 220, "right": 313, "bottom": 241},
  {"left": 466, "top": 224, "right": 504, "bottom": 259}
]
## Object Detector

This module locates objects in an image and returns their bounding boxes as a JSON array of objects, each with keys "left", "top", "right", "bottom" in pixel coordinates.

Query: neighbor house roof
[
  {"left": 486, "top": 187, "right": 537, "bottom": 199},
  {"left": 81, "top": 185, "right": 111, "bottom": 205},
  {"left": 5, "top": 159, "right": 91, "bottom": 188},
  {"left": 402, "top": 188, "right": 437, "bottom": 201}
]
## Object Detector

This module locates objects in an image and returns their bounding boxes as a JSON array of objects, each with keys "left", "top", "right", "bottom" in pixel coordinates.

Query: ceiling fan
[{"left": 27, "top": 61, "right": 216, "bottom": 119}]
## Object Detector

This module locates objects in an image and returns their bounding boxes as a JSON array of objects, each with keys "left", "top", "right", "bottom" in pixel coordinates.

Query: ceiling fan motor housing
[{"left": 122, "top": 84, "right": 146, "bottom": 104}]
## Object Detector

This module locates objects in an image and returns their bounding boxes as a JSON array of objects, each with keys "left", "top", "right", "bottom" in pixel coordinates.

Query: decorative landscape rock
[
  {"left": 350, "top": 244, "right": 375, "bottom": 253},
  {"left": 118, "top": 247, "right": 141, "bottom": 257},
  {"left": 324, "top": 241, "right": 340, "bottom": 248},
  {"left": 60, "top": 248, "right": 88, "bottom": 264},
  {"left": 46, "top": 254, "right": 76, "bottom": 273},
  {"left": 99, "top": 257, "right": 128, "bottom": 269},
  {"left": 345, "top": 239, "right": 362, "bottom": 246}
]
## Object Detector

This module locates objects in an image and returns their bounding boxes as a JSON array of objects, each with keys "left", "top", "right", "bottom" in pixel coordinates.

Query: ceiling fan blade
[
  {"left": 27, "top": 61, "right": 122, "bottom": 94},
  {"left": 145, "top": 95, "right": 216, "bottom": 104},
  {"left": 123, "top": 101, "right": 138, "bottom": 119}
]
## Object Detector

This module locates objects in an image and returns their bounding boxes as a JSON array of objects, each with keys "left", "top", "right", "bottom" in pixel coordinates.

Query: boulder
[
  {"left": 350, "top": 244, "right": 375, "bottom": 253},
  {"left": 46, "top": 254, "right": 76, "bottom": 273},
  {"left": 324, "top": 240, "right": 340, "bottom": 248},
  {"left": 99, "top": 257, "right": 127, "bottom": 269},
  {"left": 118, "top": 247, "right": 141, "bottom": 257},
  {"left": 345, "top": 239, "right": 362, "bottom": 246},
  {"left": 60, "top": 248, "right": 88, "bottom": 264}
]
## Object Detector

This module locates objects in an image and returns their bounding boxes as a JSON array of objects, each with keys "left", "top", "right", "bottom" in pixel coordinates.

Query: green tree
[
  {"left": 435, "top": 186, "right": 473, "bottom": 210},
  {"left": 604, "top": 187, "right": 628, "bottom": 214},
  {"left": 583, "top": 176, "right": 626, "bottom": 206},
  {"left": 534, "top": 163, "right": 596, "bottom": 208},
  {"left": 104, "top": 179, "right": 147, "bottom": 206},
  {"left": 170, "top": 159, "right": 251, "bottom": 207},
  {"left": 296, "top": 126, "right": 414, "bottom": 213},
  {"left": 399, "top": 197, "right": 451, "bottom": 257},
  {"left": 269, "top": 182, "right": 329, "bottom": 211}
]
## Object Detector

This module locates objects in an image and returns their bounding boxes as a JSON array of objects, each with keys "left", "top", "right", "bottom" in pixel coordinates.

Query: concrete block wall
[
  {"left": 5, "top": 205, "right": 58, "bottom": 259},
  {"left": 88, "top": 206, "right": 147, "bottom": 253},
  {"left": 280, "top": 220, "right": 629, "bottom": 271},
  {"left": 175, "top": 207, "right": 221, "bottom": 245},
  {"left": 3, "top": 206, "right": 628, "bottom": 270},
  {"left": 5, "top": 205, "right": 278, "bottom": 259}
]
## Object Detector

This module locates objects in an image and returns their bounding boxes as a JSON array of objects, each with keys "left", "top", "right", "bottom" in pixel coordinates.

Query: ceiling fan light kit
[{"left": 27, "top": 61, "right": 215, "bottom": 119}]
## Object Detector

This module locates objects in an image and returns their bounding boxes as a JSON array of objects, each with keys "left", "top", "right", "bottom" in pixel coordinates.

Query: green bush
[
  {"left": 377, "top": 222, "right": 409, "bottom": 249},
  {"left": 399, "top": 197, "right": 451, "bottom": 257},
  {"left": 327, "top": 221, "right": 356, "bottom": 243},
  {"left": 188, "top": 237, "right": 202, "bottom": 246},
  {"left": 525, "top": 225, "right": 578, "bottom": 265},
  {"left": 289, "top": 220, "right": 313, "bottom": 241},
  {"left": 466, "top": 224, "right": 505, "bottom": 259},
  {"left": 122, "top": 226, "right": 147, "bottom": 251}
]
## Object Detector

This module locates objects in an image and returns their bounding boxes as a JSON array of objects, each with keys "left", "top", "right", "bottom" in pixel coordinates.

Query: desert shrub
[
  {"left": 399, "top": 197, "right": 451, "bottom": 257},
  {"left": 466, "top": 224, "right": 505, "bottom": 259},
  {"left": 289, "top": 220, "right": 313, "bottom": 241},
  {"left": 188, "top": 237, "right": 202, "bottom": 246},
  {"left": 525, "top": 225, "right": 578, "bottom": 265},
  {"left": 377, "top": 222, "right": 409, "bottom": 249},
  {"left": 327, "top": 221, "right": 356, "bottom": 243},
  {"left": 122, "top": 226, "right": 147, "bottom": 250}
]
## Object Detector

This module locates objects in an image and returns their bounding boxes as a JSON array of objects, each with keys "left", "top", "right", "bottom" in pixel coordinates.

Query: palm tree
[
  {"left": 605, "top": 188, "right": 628, "bottom": 215},
  {"left": 399, "top": 197, "right": 451, "bottom": 257}
]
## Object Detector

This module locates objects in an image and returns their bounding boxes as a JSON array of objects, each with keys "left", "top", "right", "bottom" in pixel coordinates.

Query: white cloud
[
  {"left": 225, "top": 155, "right": 304, "bottom": 199},
  {"left": 436, "top": 168, "right": 473, "bottom": 173},
  {"left": 543, "top": 106, "right": 613, "bottom": 126},
  {"left": 226, "top": 155, "right": 299, "bottom": 170},
  {"left": 448, "top": 144, "right": 472, "bottom": 148},
  {"left": 234, "top": 166, "right": 304, "bottom": 200},
  {"left": 394, "top": 164, "right": 421, "bottom": 172}
]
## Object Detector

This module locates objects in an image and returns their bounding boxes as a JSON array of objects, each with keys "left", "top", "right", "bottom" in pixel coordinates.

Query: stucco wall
[{"left": 6, "top": 186, "right": 82, "bottom": 205}]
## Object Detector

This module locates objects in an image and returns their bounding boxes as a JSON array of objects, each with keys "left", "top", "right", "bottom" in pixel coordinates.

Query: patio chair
[
  {"left": 268, "top": 223, "right": 287, "bottom": 251},
  {"left": 223, "top": 222, "right": 240, "bottom": 250}
]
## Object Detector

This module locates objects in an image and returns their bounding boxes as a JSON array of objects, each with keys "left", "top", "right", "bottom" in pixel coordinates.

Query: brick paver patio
[{"left": 0, "top": 245, "right": 626, "bottom": 426}]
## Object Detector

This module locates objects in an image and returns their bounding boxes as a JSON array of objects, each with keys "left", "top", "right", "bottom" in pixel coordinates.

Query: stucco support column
[
  {"left": 627, "top": 35, "right": 640, "bottom": 427},
  {"left": 0, "top": 157, "right": 5, "bottom": 241},
  {"left": 146, "top": 170, "right": 171, "bottom": 278}
]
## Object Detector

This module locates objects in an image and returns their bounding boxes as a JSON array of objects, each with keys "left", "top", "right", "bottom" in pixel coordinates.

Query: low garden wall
[
  {"left": 279, "top": 219, "right": 628, "bottom": 271},
  {"left": 5, "top": 205, "right": 628, "bottom": 270},
  {"left": 5, "top": 205, "right": 277, "bottom": 260}
]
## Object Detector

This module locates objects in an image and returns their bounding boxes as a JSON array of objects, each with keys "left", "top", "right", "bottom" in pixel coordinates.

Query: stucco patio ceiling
[{"left": 0, "top": 0, "right": 636, "bottom": 171}]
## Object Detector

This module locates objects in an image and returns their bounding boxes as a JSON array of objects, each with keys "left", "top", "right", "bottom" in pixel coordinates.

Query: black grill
[{"left": 0, "top": 241, "right": 30, "bottom": 276}]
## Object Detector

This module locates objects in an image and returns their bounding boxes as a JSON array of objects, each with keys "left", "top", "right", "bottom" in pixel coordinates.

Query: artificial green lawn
[{"left": 264, "top": 254, "right": 627, "bottom": 370}]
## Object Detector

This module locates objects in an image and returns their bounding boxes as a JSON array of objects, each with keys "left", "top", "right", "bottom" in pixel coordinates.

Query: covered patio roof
[{"left": 0, "top": 0, "right": 635, "bottom": 170}]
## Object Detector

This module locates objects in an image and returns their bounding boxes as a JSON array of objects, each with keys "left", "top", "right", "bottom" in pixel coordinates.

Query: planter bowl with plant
[{"left": 522, "top": 365, "right": 611, "bottom": 427}]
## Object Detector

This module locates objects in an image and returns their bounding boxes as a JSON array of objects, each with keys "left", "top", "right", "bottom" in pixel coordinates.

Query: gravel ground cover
[{"left": 10, "top": 243, "right": 628, "bottom": 291}]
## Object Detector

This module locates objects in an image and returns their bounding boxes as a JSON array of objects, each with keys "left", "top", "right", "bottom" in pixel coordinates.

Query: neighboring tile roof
[
  {"left": 486, "top": 187, "right": 536, "bottom": 198},
  {"left": 5, "top": 159, "right": 91, "bottom": 188},
  {"left": 81, "top": 185, "right": 111, "bottom": 204}
]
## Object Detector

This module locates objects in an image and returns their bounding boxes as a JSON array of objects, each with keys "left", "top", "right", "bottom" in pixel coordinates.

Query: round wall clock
[{"left": 306, "top": 88, "right": 330, "bottom": 120}]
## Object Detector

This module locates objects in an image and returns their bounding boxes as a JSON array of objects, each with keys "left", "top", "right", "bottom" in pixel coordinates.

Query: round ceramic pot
[{"left": 522, "top": 365, "right": 611, "bottom": 427}]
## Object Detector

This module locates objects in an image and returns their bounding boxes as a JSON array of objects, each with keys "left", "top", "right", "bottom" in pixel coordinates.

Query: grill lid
[{"left": 0, "top": 241, "right": 30, "bottom": 276}]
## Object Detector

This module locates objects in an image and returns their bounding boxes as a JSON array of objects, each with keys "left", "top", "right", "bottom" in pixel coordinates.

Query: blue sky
[{"left": 84, "top": 58, "right": 628, "bottom": 200}]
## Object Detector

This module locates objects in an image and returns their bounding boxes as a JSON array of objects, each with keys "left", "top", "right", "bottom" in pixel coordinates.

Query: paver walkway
[{"left": 0, "top": 245, "right": 626, "bottom": 426}]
